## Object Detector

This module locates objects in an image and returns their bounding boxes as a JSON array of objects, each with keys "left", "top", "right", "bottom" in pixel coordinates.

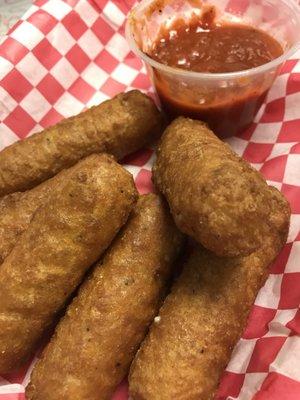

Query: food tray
[{"left": 0, "top": 0, "right": 300, "bottom": 398}]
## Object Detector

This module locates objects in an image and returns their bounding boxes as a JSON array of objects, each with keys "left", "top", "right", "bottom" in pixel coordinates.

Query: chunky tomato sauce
[{"left": 147, "top": 11, "right": 283, "bottom": 137}]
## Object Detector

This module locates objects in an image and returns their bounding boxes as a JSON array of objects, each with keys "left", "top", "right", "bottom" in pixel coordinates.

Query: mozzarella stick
[
  {"left": 0, "top": 90, "right": 163, "bottom": 196},
  {"left": 0, "top": 192, "right": 25, "bottom": 264},
  {"left": 0, "top": 154, "right": 137, "bottom": 373},
  {"left": 26, "top": 194, "right": 183, "bottom": 400},
  {"left": 153, "top": 117, "right": 290, "bottom": 257},
  {"left": 0, "top": 158, "right": 90, "bottom": 264},
  {"left": 129, "top": 229, "right": 289, "bottom": 399}
]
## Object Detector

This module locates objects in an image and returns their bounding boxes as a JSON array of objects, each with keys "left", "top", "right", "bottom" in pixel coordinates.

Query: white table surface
[{"left": 0, "top": 0, "right": 31, "bottom": 36}]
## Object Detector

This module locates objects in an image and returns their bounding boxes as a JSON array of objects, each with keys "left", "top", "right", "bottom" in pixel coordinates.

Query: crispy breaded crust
[
  {"left": 26, "top": 194, "right": 183, "bottom": 400},
  {"left": 129, "top": 224, "right": 289, "bottom": 400},
  {"left": 0, "top": 191, "right": 27, "bottom": 264},
  {"left": 0, "top": 154, "right": 137, "bottom": 373},
  {"left": 153, "top": 117, "right": 290, "bottom": 257},
  {"left": 0, "top": 90, "right": 163, "bottom": 196},
  {"left": 0, "top": 162, "right": 83, "bottom": 265}
]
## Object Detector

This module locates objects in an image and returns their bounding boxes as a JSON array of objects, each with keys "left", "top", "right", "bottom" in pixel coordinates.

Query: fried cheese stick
[
  {"left": 152, "top": 117, "right": 290, "bottom": 257},
  {"left": 0, "top": 154, "right": 137, "bottom": 373},
  {"left": 0, "top": 157, "right": 91, "bottom": 264},
  {"left": 0, "top": 90, "right": 163, "bottom": 196},
  {"left": 26, "top": 194, "right": 183, "bottom": 400},
  {"left": 129, "top": 227, "right": 289, "bottom": 400}
]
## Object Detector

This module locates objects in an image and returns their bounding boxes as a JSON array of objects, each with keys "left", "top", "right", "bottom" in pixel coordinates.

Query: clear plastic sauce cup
[{"left": 126, "top": 0, "right": 300, "bottom": 138}]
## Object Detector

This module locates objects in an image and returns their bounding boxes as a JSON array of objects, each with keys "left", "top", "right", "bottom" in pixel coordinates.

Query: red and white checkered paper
[{"left": 0, "top": 0, "right": 300, "bottom": 399}]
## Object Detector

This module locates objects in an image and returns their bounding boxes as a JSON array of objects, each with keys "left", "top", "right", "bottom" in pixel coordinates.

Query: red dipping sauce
[{"left": 146, "top": 10, "right": 283, "bottom": 137}]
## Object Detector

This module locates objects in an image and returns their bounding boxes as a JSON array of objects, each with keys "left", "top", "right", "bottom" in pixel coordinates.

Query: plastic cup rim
[{"left": 125, "top": 0, "right": 300, "bottom": 81}]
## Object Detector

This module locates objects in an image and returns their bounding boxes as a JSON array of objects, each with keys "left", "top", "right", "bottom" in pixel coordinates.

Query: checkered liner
[{"left": 0, "top": 0, "right": 300, "bottom": 399}]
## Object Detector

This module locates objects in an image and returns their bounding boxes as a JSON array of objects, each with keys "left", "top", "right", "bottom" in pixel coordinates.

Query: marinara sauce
[{"left": 147, "top": 9, "right": 283, "bottom": 137}]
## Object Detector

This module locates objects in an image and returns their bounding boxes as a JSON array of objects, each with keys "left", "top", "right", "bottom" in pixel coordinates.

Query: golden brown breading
[
  {"left": 0, "top": 154, "right": 137, "bottom": 374},
  {"left": 26, "top": 194, "right": 184, "bottom": 400},
  {"left": 0, "top": 191, "right": 25, "bottom": 264},
  {"left": 0, "top": 161, "right": 84, "bottom": 265},
  {"left": 152, "top": 117, "right": 290, "bottom": 257},
  {"left": 0, "top": 90, "right": 163, "bottom": 196},
  {"left": 129, "top": 223, "right": 289, "bottom": 400}
]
